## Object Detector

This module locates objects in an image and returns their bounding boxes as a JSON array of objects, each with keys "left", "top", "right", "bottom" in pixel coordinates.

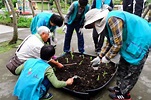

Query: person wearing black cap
[{"left": 63, "top": 0, "right": 90, "bottom": 54}]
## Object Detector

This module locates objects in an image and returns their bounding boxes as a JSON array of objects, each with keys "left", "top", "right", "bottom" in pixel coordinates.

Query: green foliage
[
  {"left": 97, "top": 75, "right": 100, "bottom": 81},
  {"left": 37, "top": 2, "right": 50, "bottom": 10},
  {"left": 0, "top": 40, "right": 22, "bottom": 54},
  {"left": 56, "top": 28, "right": 64, "bottom": 34},
  {"left": 113, "top": 0, "right": 122, "bottom": 5},
  {"left": 12, "top": 0, "right": 17, "bottom": 7},
  {"left": 103, "top": 71, "right": 108, "bottom": 77},
  {"left": 147, "top": 0, "right": 151, "bottom": 3},
  {"left": 0, "top": 0, "right": 5, "bottom": 9},
  {"left": 0, "top": 14, "right": 11, "bottom": 23},
  {"left": 79, "top": 60, "right": 83, "bottom": 65},
  {"left": 82, "top": 55, "right": 85, "bottom": 59},
  {"left": 0, "top": 10, "right": 32, "bottom": 28},
  {"left": 2, "top": 8, "right": 10, "bottom": 17},
  {"left": 17, "top": 17, "right": 32, "bottom": 28},
  {"left": 65, "top": 58, "right": 69, "bottom": 63},
  {"left": 70, "top": 52, "right": 74, "bottom": 60},
  {"left": 90, "top": 56, "right": 93, "bottom": 61}
]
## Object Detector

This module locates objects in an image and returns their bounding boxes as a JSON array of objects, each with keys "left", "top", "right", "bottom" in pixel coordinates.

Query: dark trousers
[
  {"left": 63, "top": 22, "right": 84, "bottom": 53},
  {"left": 116, "top": 52, "right": 148, "bottom": 95},
  {"left": 92, "top": 28, "right": 105, "bottom": 52},
  {"left": 123, "top": 0, "right": 144, "bottom": 17},
  {"left": 41, "top": 77, "right": 52, "bottom": 97}
]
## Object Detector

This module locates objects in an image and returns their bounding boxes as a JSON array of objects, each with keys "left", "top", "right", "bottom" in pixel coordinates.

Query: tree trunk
[
  {"left": 7, "top": 0, "right": 18, "bottom": 44},
  {"left": 54, "top": 0, "right": 64, "bottom": 20},
  {"left": 4, "top": 0, "right": 10, "bottom": 12},
  {"left": 65, "top": 0, "right": 66, "bottom": 9},
  {"left": 28, "top": 0, "right": 35, "bottom": 17},
  {"left": 41, "top": 0, "right": 44, "bottom": 12},
  {"left": 23, "top": 0, "right": 25, "bottom": 13}
]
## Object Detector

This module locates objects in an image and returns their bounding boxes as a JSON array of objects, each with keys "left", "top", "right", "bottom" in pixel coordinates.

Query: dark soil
[{"left": 54, "top": 52, "right": 117, "bottom": 93}]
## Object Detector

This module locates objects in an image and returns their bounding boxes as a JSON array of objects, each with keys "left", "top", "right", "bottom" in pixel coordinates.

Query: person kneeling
[{"left": 13, "top": 45, "right": 74, "bottom": 100}]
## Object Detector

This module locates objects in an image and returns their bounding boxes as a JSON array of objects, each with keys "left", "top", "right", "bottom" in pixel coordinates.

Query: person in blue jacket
[
  {"left": 63, "top": 0, "right": 90, "bottom": 54},
  {"left": 91, "top": 0, "right": 113, "bottom": 55},
  {"left": 30, "top": 12, "right": 64, "bottom": 45},
  {"left": 13, "top": 45, "right": 74, "bottom": 100},
  {"left": 84, "top": 8, "right": 151, "bottom": 100}
]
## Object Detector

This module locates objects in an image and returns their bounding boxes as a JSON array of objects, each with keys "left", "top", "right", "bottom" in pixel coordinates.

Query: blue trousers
[
  {"left": 40, "top": 77, "right": 52, "bottom": 98},
  {"left": 63, "top": 22, "right": 84, "bottom": 53}
]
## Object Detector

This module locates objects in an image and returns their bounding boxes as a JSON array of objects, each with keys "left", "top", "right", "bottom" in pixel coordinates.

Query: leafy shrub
[
  {"left": 17, "top": 17, "right": 32, "bottom": 28},
  {"left": 0, "top": 12, "right": 32, "bottom": 28}
]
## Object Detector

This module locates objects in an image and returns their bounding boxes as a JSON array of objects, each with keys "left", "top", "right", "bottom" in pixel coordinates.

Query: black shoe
[
  {"left": 108, "top": 86, "right": 120, "bottom": 92},
  {"left": 109, "top": 92, "right": 131, "bottom": 100}
]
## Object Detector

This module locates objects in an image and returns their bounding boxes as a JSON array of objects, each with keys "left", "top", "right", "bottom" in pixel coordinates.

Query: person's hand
[
  {"left": 48, "top": 59, "right": 64, "bottom": 68},
  {"left": 78, "top": 28, "right": 84, "bottom": 34},
  {"left": 66, "top": 77, "right": 74, "bottom": 85},
  {"left": 49, "top": 32, "right": 53, "bottom": 37},
  {"left": 102, "top": 56, "right": 110, "bottom": 63},
  {"left": 56, "top": 62, "right": 64, "bottom": 68},
  {"left": 102, "top": 4, "right": 112, "bottom": 11},
  {"left": 63, "top": 25, "right": 67, "bottom": 33},
  {"left": 90, "top": 56, "right": 101, "bottom": 67}
]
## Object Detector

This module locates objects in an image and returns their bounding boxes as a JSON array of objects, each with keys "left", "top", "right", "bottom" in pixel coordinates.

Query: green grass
[
  {"left": 37, "top": 3, "right": 50, "bottom": 10},
  {"left": 0, "top": 40, "right": 22, "bottom": 54},
  {"left": 56, "top": 28, "right": 64, "bottom": 34}
]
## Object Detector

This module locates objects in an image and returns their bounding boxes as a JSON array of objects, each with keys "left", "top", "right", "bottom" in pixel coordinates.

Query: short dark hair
[
  {"left": 79, "top": 0, "right": 88, "bottom": 7},
  {"left": 40, "top": 45, "right": 55, "bottom": 61},
  {"left": 50, "top": 14, "right": 63, "bottom": 27}
]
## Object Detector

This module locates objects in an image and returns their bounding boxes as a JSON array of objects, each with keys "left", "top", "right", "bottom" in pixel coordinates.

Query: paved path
[{"left": 0, "top": 25, "right": 151, "bottom": 100}]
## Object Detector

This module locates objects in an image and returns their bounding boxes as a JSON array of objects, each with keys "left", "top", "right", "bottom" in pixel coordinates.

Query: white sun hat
[{"left": 84, "top": 8, "right": 109, "bottom": 34}]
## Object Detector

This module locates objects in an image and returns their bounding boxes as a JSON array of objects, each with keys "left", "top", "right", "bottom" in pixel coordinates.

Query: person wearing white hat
[
  {"left": 84, "top": 8, "right": 151, "bottom": 100},
  {"left": 91, "top": 0, "right": 113, "bottom": 55}
]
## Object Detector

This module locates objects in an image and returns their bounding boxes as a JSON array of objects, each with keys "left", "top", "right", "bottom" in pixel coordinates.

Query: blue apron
[
  {"left": 13, "top": 58, "right": 50, "bottom": 100},
  {"left": 106, "top": 11, "right": 151, "bottom": 65}
]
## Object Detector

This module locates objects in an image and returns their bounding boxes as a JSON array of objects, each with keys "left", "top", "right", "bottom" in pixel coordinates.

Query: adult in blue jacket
[
  {"left": 30, "top": 12, "right": 63, "bottom": 44},
  {"left": 84, "top": 9, "right": 151, "bottom": 100},
  {"left": 91, "top": 0, "right": 113, "bottom": 55},
  {"left": 63, "top": 0, "right": 90, "bottom": 54}
]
